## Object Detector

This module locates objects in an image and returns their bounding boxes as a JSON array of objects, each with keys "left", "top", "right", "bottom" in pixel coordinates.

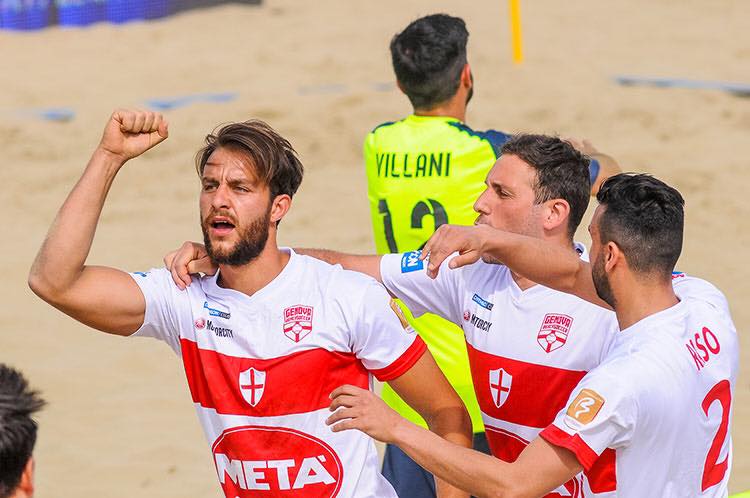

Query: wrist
[{"left": 91, "top": 147, "right": 127, "bottom": 173}]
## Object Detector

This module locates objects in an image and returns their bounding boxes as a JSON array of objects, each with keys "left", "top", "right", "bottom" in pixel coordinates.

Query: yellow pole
[{"left": 508, "top": 0, "right": 524, "bottom": 63}]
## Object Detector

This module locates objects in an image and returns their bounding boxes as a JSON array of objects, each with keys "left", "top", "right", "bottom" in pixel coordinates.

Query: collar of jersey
[
  {"left": 406, "top": 114, "right": 462, "bottom": 124},
  {"left": 618, "top": 298, "right": 687, "bottom": 337},
  {"left": 506, "top": 242, "right": 588, "bottom": 300},
  {"left": 204, "top": 247, "right": 298, "bottom": 304}
]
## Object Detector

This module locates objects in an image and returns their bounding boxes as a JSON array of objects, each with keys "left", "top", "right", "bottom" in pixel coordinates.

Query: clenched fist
[{"left": 97, "top": 109, "right": 169, "bottom": 163}]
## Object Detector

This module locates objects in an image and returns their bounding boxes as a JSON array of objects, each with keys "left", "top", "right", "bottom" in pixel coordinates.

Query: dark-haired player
[
  {"left": 330, "top": 173, "right": 738, "bottom": 497},
  {"left": 365, "top": 15, "right": 619, "bottom": 496},
  {"left": 0, "top": 364, "right": 45, "bottom": 498}
]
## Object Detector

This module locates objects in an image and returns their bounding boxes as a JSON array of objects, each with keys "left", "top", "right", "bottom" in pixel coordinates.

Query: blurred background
[{"left": 1, "top": 0, "right": 748, "bottom": 495}]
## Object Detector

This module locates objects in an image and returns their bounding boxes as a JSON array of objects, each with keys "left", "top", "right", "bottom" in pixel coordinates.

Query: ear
[
  {"left": 460, "top": 63, "right": 472, "bottom": 88},
  {"left": 17, "top": 457, "right": 35, "bottom": 497},
  {"left": 542, "top": 199, "right": 571, "bottom": 233},
  {"left": 604, "top": 241, "right": 624, "bottom": 273},
  {"left": 270, "top": 194, "right": 292, "bottom": 225}
]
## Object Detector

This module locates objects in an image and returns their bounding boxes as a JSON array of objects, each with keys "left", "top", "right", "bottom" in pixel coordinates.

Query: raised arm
[
  {"left": 564, "top": 137, "right": 620, "bottom": 195},
  {"left": 296, "top": 249, "right": 383, "bottom": 282},
  {"left": 28, "top": 110, "right": 169, "bottom": 335},
  {"left": 422, "top": 224, "right": 610, "bottom": 309}
]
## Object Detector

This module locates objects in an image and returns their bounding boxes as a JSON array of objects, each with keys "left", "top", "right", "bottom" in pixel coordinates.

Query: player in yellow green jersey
[{"left": 367, "top": 14, "right": 620, "bottom": 498}]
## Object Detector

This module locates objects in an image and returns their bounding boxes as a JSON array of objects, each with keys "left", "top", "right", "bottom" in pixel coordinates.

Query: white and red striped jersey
[
  {"left": 381, "top": 249, "right": 619, "bottom": 497},
  {"left": 541, "top": 273, "right": 739, "bottom": 497},
  {"left": 130, "top": 249, "right": 427, "bottom": 498}
]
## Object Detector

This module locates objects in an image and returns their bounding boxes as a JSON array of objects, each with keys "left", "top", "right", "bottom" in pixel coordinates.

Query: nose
[
  {"left": 211, "top": 183, "right": 231, "bottom": 210},
  {"left": 473, "top": 188, "right": 489, "bottom": 215}
]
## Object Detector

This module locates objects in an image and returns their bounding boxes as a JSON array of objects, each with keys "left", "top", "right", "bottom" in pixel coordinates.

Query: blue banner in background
[{"left": 0, "top": 0, "right": 260, "bottom": 30}]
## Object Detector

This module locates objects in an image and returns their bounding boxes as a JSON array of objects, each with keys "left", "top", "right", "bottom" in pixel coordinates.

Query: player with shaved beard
[{"left": 28, "top": 109, "right": 472, "bottom": 498}]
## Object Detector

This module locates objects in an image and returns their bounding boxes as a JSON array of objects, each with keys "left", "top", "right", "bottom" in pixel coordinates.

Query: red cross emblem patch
[
  {"left": 283, "top": 305, "right": 314, "bottom": 343},
  {"left": 239, "top": 367, "right": 266, "bottom": 407},
  {"left": 537, "top": 313, "right": 573, "bottom": 353},
  {"left": 489, "top": 368, "right": 512, "bottom": 408}
]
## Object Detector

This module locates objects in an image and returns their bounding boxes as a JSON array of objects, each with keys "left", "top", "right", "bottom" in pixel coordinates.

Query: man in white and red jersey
[
  {"left": 166, "top": 135, "right": 621, "bottom": 497},
  {"left": 327, "top": 173, "right": 738, "bottom": 497},
  {"left": 28, "top": 110, "right": 472, "bottom": 498}
]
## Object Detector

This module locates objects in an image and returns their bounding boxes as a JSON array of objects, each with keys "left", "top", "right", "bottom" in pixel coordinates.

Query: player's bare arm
[
  {"left": 329, "top": 352, "right": 473, "bottom": 498},
  {"left": 163, "top": 244, "right": 384, "bottom": 288},
  {"left": 327, "top": 385, "right": 581, "bottom": 498},
  {"left": 28, "top": 109, "right": 169, "bottom": 335},
  {"left": 564, "top": 137, "right": 620, "bottom": 195},
  {"left": 422, "top": 224, "right": 610, "bottom": 309}
]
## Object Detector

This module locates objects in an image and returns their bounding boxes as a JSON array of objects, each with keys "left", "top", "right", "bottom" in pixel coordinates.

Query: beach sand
[{"left": 1, "top": 0, "right": 748, "bottom": 495}]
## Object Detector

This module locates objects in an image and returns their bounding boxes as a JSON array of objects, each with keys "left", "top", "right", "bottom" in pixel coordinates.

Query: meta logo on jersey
[
  {"left": 472, "top": 293, "right": 494, "bottom": 311},
  {"left": 283, "top": 305, "right": 314, "bottom": 343},
  {"left": 400, "top": 251, "right": 424, "bottom": 273},
  {"left": 212, "top": 426, "right": 342, "bottom": 497},
  {"left": 564, "top": 389, "right": 605, "bottom": 428},
  {"left": 489, "top": 368, "right": 512, "bottom": 408},
  {"left": 239, "top": 368, "right": 266, "bottom": 407},
  {"left": 204, "top": 301, "right": 231, "bottom": 319},
  {"left": 537, "top": 313, "right": 573, "bottom": 353}
]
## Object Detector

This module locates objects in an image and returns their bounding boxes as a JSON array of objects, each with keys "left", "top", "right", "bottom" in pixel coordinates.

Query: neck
[
  {"left": 414, "top": 94, "right": 467, "bottom": 122},
  {"left": 613, "top": 275, "right": 679, "bottom": 330},
  {"left": 216, "top": 242, "right": 290, "bottom": 296},
  {"left": 512, "top": 235, "right": 577, "bottom": 291}
]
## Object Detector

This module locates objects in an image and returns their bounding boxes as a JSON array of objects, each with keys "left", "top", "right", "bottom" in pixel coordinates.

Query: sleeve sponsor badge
[
  {"left": 564, "top": 388, "right": 605, "bottom": 428},
  {"left": 400, "top": 251, "right": 424, "bottom": 273}
]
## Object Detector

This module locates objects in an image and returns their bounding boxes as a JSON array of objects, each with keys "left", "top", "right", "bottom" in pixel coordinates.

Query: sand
[{"left": 1, "top": 0, "right": 748, "bottom": 495}]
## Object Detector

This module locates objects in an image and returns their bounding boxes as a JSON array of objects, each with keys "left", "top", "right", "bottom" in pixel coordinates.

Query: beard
[
  {"left": 592, "top": 252, "right": 616, "bottom": 307},
  {"left": 202, "top": 207, "right": 271, "bottom": 266}
]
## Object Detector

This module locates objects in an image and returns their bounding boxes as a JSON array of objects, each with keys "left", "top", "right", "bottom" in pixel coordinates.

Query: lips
[{"left": 207, "top": 215, "right": 236, "bottom": 236}]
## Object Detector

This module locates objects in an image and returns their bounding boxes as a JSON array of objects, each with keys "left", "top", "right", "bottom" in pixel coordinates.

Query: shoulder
[
  {"left": 298, "top": 254, "right": 384, "bottom": 298},
  {"left": 672, "top": 272, "right": 730, "bottom": 313},
  {"left": 446, "top": 122, "right": 511, "bottom": 157},
  {"left": 369, "top": 119, "right": 403, "bottom": 135}
]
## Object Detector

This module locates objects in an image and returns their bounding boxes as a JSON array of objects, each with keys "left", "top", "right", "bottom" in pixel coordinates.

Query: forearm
[
  {"left": 29, "top": 148, "right": 123, "bottom": 299},
  {"left": 590, "top": 152, "right": 620, "bottom": 195},
  {"left": 392, "top": 421, "right": 519, "bottom": 498},
  {"left": 296, "top": 248, "right": 383, "bottom": 282},
  {"left": 424, "top": 407, "right": 474, "bottom": 498},
  {"left": 480, "top": 229, "right": 605, "bottom": 307}
]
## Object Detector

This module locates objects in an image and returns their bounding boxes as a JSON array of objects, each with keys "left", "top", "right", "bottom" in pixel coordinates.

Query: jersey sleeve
[
  {"left": 671, "top": 273, "right": 731, "bottom": 316},
  {"left": 129, "top": 268, "right": 187, "bottom": 355},
  {"left": 539, "top": 366, "right": 637, "bottom": 471},
  {"left": 380, "top": 251, "right": 464, "bottom": 324},
  {"left": 350, "top": 279, "right": 427, "bottom": 382}
]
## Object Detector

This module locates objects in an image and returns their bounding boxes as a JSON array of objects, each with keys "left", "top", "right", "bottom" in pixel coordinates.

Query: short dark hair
[
  {"left": 500, "top": 134, "right": 591, "bottom": 237},
  {"left": 596, "top": 173, "right": 685, "bottom": 275},
  {"left": 0, "top": 364, "right": 45, "bottom": 498},
  {"left": 390, "top": 14, "right": 469, "bottom": 110},
  {"left": 196, "top": 119, "right": 304, "bottom": 200}
]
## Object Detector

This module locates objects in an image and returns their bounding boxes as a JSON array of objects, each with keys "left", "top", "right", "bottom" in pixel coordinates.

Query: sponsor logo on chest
[
  {"left": 194, "top": 317, "right": 234, "bottom": 338},
  {"left": 239, "top": 367, "right": 266, "bottom": 407},
  {"left": 537, "top": 313, "right": 573, "bottom": 353},
  {"left": 463, "top": 310, "right": 492, "bottom": 332},
  {"left": 213, "top": 425, "right": 342, "bottom": 497},
  {"left": 488, "top": 368, "right": 512, "bottom": 408},
  {"left": 283, "top": 305, "right": 314, "bottom": 343}
]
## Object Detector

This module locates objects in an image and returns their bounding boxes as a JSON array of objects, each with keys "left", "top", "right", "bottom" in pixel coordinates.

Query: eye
[{"left": 202, "top": 182, "right": 218, "bottom": 192}]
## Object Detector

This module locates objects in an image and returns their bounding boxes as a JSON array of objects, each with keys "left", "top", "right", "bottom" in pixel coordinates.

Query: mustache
[{"left": 202, "top": 209, "right": 238, "bottom": 226}]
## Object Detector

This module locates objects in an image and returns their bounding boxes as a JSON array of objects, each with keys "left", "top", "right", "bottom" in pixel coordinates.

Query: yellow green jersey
[{"left": 364, "top": 114, "right": 511, "bottom": 432}]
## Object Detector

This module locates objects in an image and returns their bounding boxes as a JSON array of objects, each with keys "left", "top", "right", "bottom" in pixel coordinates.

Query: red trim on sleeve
[
  {"left": 540, "top": 424, "right": 599, "bottom": 472},
  {"left": 370, "top": 335, "right": 428, "bottom": 381}
]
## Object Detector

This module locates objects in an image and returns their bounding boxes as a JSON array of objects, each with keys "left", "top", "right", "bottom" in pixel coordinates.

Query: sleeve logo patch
[
  {"left": 565, "top": 388, "right": 605, "bottom": 426},
  {"left": 389, "top": 299, "right": 410, "bottom": 329},
  {"left": 400, "top": 251, "right": 424, "bottom": 273}
]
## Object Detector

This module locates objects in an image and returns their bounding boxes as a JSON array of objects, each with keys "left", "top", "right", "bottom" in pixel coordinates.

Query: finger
[
  {"left": 176, "top": 261, "right": 193, "bottom": 288},
  {"left": 426, "top": 247, "right": 451, "bottom": 278},
  {"left": 329, "top": 384, "right": 365, "bottom": 399},
  {"left": 142, "top": 112, "right": 156, "bottom": 133},
  {"left": 117, "top": 110, "right": 136, "bottom": 133},
  {"left": 157, "top": 118, "right": 169, "bottom": 139},
  {"left": 328, "top": 393, "right": 358, "bottom": 412},
  {"left": 132, "top": 112, "right": 146, "bottom": 134},
  {"left": 449, "top": 251, "right": 479, "bottom": 270},
  {"left": 330, "top": 419, "right": 360, "bottom": 433},
  {"left": 163, "top": 250, "right": 177, "bottom": 269},
  {"left": 326, "top": 407, "right": 358, "bottom": 426}
]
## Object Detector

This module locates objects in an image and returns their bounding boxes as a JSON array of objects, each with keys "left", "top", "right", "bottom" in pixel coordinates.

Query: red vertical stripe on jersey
[
  {"left": 180, "top": 339, "right": 369, "bottom": 417},
  {"left": 466, "top": 342, "right": 587, "bottom": 428},
  {"left": 370, "top": 335, "right": 427, "bottom": 381}
]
